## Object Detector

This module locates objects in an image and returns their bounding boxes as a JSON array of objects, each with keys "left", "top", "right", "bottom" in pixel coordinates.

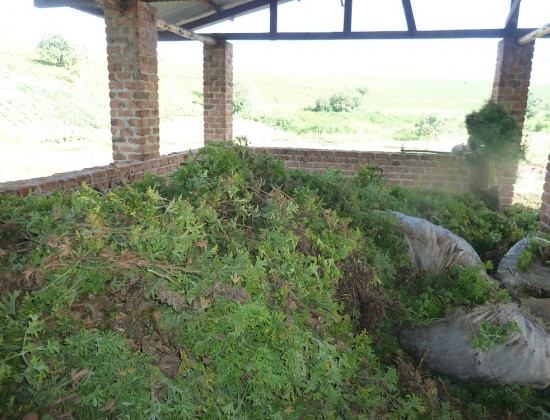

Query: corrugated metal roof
[
  {"left": 152, "top": 0, "right": 263, "bottom": 26},
  {"left": 36, "top": 0, "right": 267, "bottom": 29},
  {"left": 34, "top": 0, "right": 550, "bottom": 42},
  {"left": 152, "top": 1, "right": 211, "bottom": 25}
]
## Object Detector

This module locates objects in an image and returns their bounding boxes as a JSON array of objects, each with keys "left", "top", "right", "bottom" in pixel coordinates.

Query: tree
[{"left": 37, "top": 34, "right": 79, "bottom": 68}]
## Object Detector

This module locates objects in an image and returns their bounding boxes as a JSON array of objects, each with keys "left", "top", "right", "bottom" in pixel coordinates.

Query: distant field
[{"left": 0, "top": 40, "right": 549, "bottom": 207}]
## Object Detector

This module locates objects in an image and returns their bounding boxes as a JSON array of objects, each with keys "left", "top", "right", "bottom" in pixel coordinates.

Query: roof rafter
[
  {"left": 343, "top": 0, "right": 352, "bottom": 33},
  {"left": 270, "top": 0, "right": 277, "bottom": 35},
  {"left": 401, "top": 0, "right": 416, "bottom": 32},
  {"left": 160, "top": 28, "right": 530, "bottom": 41},
  {"left": 505, "top": 0, "right": 521, "bottom": 30}
]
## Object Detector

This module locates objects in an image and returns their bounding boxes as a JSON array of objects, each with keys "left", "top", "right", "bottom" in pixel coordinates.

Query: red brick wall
[
  {"left": 540, "top": 155, "right": 550, "bottom": 233},
  {"left": 203, "top": 42, "right": 233, "bottom": 142},
  {"left": 0, "top": 149, "right": 516, "bottom": 208},
  {"left": 253, "top": 148, "right": 517, "bottom": 206},
  {"left": 0, "top": 152, "right": 192, "bottom": 196},
  {"left": 104, "top": 0, "right": 160, "bottom": 161}
]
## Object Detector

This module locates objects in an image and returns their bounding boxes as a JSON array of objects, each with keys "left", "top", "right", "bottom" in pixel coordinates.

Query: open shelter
[{"left": 3, "top": 0, "right": 550, "bottom": 232}]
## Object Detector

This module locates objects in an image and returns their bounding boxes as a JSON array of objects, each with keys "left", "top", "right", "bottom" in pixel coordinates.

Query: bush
[
  {"left": 36, "top": 34, "right": 79, "bottom": 68},
  {"left": 329, "top": 91, "right": 361, "bottom": 112},
  {"left": 233, "top": 83, "right": 251, "bottom": 116},
  {"left": 356, "top": 86, "right": 369, "bottom": 98},
  {"left": 525, "top": 95, "right": 548, "bottom": 119},
  {"left": 414, "top": 114, "right": 444, "bottom": 138},
  {"left": 312, "top": 90, "right": 361, "bottom": 113},
  {"left": 313, "top": 97, "right": 331, "bottom": 112}
]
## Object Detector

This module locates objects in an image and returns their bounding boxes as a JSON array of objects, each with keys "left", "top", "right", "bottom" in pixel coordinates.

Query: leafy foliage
[
  {"left": 313, "top": 90, "right": 361, "bottom": 112},
  {"left": 414, "top": 114, "right": 444, "bottom": 138},
  {"left": 0, "top": 142, "right": 544, "bottom": 418},
  {"left": 232, "top": 83, "right": 251, "bottom": 116},
  {"left": 466, "top": 100, "right": 525, "bottom": 161},
  {"left": 517, "top": 234, "right": 550, "bottom": 271},
  {"left": 396, "top": 265, "right": 511, "bottom": 327},
  {"left": 36, "top": 34, "right": 79, "bottom": 68},
  {"left": 470, "top": 320, "right": 520, "bottom": 352}
]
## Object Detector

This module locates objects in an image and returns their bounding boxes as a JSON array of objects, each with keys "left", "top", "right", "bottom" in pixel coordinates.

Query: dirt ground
[{"left": 0, "top": 117, "right": 547, "bottom": 208}]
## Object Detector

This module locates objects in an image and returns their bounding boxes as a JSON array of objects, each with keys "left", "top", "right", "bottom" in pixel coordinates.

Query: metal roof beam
[
  {"left": 270, "top": 0, "right": 277, "bottom": 35},
  {"left": 401, "top": 0, "right": 416, "bottom": 32},
  {"left": 343, "top": 0, "right": 352, "bottom": 33},
  {"left": 159, "top": 28, "right": 542, "bottom": 41},
  {"left": 505, "top": 0, "right": 521, "bottom": 30},
  {"left": 34, "top": 0, "right": 95, "bottom": 6}
]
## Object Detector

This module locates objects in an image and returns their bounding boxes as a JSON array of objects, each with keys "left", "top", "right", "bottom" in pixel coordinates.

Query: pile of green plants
[
  {"left": 0, "top": 141, "right": 547, "bottom": 418},
  {"left": 517, "top": 234, "right": 550, "bottom": 272}
]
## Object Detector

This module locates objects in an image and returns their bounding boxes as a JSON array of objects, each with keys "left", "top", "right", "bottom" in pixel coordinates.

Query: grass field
[{"left": 0, "top": 40, "right": 549, "bottom": 207}]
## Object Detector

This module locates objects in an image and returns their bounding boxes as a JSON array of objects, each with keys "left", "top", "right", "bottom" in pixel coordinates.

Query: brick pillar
[
  {"left": 203, "top": 41, "right": 233, "bottom": 143},
  {"left": 491, "top": 37, "right": 535, "bottom": 207},
  {"left": 104, "top": 0, "right": 160, "bottom": 162},
  {"left": 540, "top": 155, "right": 550, "bottom": 233},
  {"left": 491, "top": 37, "right": 534, "bottom": 133}
]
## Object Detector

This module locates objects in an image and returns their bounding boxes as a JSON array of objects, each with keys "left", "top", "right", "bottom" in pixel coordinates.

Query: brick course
[
  {"left": 0, "top": 149, "right": 516, "bottom": 208},
  {"left": 104, "top": 0, "right": 160, "bottom": 162},
  {"left": 0, "top": 152, "right": 193, "bottom": 196}
]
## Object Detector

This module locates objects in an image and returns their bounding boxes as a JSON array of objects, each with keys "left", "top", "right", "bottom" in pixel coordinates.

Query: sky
[{"left": 1, "top": 0, "right": 549, "bottom": 81}]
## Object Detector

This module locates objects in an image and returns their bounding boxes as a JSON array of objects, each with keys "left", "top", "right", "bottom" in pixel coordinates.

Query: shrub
[
  {"left": 36, "top": 34, "right": 79, "bottom": 68},
  {"left": 233, "top": 83, "right": 251, "bottom": 116},
  {"left": 414, "top": 114, "right": 444, "bottom": 138},
  {"left": 313, "top": 97, "right": 331, "bottom": 112},
  {"left": 525, "top": 95, "right": 547, "bottom": 119},
  {"left": 312, "top": 90, "right": 361, "bottom": 113},
  {"left": 329, "top": 91, "right": 361, "bottom": 112},
  {"left": 356, "top": 86, "right": 369, "bottom": 98}
]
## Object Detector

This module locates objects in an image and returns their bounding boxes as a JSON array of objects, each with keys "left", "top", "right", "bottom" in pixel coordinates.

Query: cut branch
[{"left": 518, "top": 22, "right": 550, "bottom": 44}]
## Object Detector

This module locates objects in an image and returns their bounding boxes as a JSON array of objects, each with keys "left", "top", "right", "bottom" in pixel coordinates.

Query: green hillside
[{"left": 1, "top": 39, "right": 549, "bottom": 165}]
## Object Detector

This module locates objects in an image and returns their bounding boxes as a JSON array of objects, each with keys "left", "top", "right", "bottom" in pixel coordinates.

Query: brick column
[
  {"left": 104, "top": 0, "right": 160, "bottom": 162},
  {"left": 491, "top": 37, "right": 534, "bottom": 133},
  {"left": 203, "top": 41, "right": 233, "bottom": 142},
  {"left": 540, "top": 156, "right": 550, "bottom": 233},
  {"left": 490, "top": 37, "right": 535, "bottom": 207}
]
